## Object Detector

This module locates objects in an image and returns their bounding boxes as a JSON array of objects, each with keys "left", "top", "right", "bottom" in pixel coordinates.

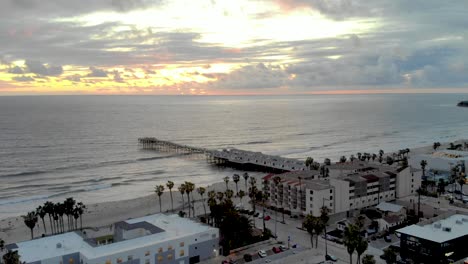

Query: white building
[{"left": 7, "top": 214, "right": 219, "bottom": 264}]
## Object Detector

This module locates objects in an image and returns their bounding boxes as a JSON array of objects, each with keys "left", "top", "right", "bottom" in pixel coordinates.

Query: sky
[{"left": 0, "top": 0, "right": 467, "bottom": 95}]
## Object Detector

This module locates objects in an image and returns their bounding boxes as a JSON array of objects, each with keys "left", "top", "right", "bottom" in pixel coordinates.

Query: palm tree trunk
[
  {"left": 349, "top": 254, "right": 353, "bottom": 264},
  {"left": 30, "top": 228, "right": 34, "bottom": 239},
  {"left": 202, "top": 200, "right": 207, "bottom": 217},
  {"left": 170, "top": 190, "right": 174, "bottom": 212},
  {"left": 310, "top": 234, "right": 314, "bottom": 248},
  {"left": 48, "top": 215, "right": 54, "bottom": 234},
  {"left": 181, "top": 194, "right": 185, "bottom": 214},
  {"left": 235, "top": 184, "right": 238, "bottom": 195},
  {"left": 159, "top": 196, "right": 162, "bottom": 212},
  {"left": 41, "top": 218, "right": 47, "bottom": 234},
  {"left": 357, "top": 254, "right": 361, "bottom": 264},
  {"left": 80, "top": 216, "right": 83, "bottom": 231},
  {"left": 186, "top": 193, "right": 191, "bottom": 217}
]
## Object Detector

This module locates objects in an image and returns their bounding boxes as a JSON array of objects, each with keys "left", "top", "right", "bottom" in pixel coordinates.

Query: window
[
  {"left": 180, "top": 249, "right": 185, "bottom": 256},
  {"left": 145, "top": 251, "right": 150, "bottom": 256},
  {"left": 330, "top": 196, "right": 333, "bottom": 200},
  {"left": 69, "top": 259, "right": 74, "bottom": 264},
  {"left": 168, "top": 254, "right": 173, "bottom": 260},
  {"left": 310, "top": 197, "right": 313, "bottom": 201},
  {"left": 158, "top": 247, "right": 163, "bottom": 253},
  {"left": 145, "top": 260, "right": 150, "bottom": 264},
  {"left": 127, "top": 255, "right": 133, "bottom": 261},
  {"left": 157, "top": 255, "right": 163, "bottom": 263},
  {"left": 168, "top": 245, "right": 173, "bottom": 250},
  {"left": 117, "top": 258, "right": 122, "bottom": 264},
  {"left": 330, "top": 189, "right": 333, "bottom": 193},
  {"left": 310, "top": 190, "right": 313, "bottom": 195}
]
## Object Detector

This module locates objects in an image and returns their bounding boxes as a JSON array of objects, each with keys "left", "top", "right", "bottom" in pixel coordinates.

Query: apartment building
[
  {"left": 263, "top": 162, "right": 421, "bottom": 217},
  {"left": 6, "top": 214, "right": 219, "bottom": 264}
]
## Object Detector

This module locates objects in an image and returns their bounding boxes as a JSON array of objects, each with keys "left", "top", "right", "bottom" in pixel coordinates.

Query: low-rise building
[
  {"left": 6, "top": 214, "right": 219, "bottom": 264},
  {"left": 397, "top": 213, "right": 468, "bottom": 263}
]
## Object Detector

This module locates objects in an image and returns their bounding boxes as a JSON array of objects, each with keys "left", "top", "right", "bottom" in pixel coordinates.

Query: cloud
[
  {"left": 12, "top": 75, "right": 34, "bottom": 82},
  {"left": 25, "top": 60, "right": 63, "bottom": 76},
  {"left": 113, "top": 70, "right": 125, "bottom": 83},
  {"left": 87, "top": 67, "right": 108, "bottom": 77},
  {"left": 8, "top": 66, "right": 24, "bottom": 74}
]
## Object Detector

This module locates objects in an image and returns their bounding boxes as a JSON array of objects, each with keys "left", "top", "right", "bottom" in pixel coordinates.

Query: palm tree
[
  {"left": 36, "top": 205, "right": 47, "bottom": 234},
  {"left": 3, "top": 250, "right": 21, "bottom": 264},
  {"left": 313, "top": 219, "right": 325, "bottom": 248},
  {"left": 340, "top": 156, "right": 347, "bottom": 163},
  {"left": 320, "top": 206, "right": 330, "bottom": 254},
  {"left": 420, "top": 160, "right": 427, "bottom": 178},
  {"left": 343, "top": 224, "right": 359, "bottom": 264},
  {"left": 238, "top": 190, "right": 246, "bottom": 205},
  {"left": 55, "top": 203, "right": 65, "bottom": 233},
  {"left": 371, "top": 153, "right": 377, "bottom": 161},
  {"left": 185, "top": 182, "right": 195, "bottom": 217},
  {"left": 166, "top": 181, "right": 175, "bottom": 212},
  {"left": 223, "top": 176, "right": 230, "bottom": 191},
  {"left": 43, "top": 201, "right": 55, "bottom": 234},
  {"left": 178, "top": 184, "right": 186, "bottom": 215},
  {"left": 216, "top": 191, "right": 224, "bottom": 202},
  {"left": 357, "top": 152, "right": 362, "bottom": 160},
  {"left": 303, "top": 214, "right": 318, "bottom": 248},
  {"left": 362, "top": 255, "right": 376, "bottom": 264},
  {"left": 243, "top": 172, "right": 249, "bottom": 192},
  {"left": 379, "top": 149, "right": 384, "bottom": 157},
  {"left": 350, "top": 154, "right": 355, "bottom": 163},
  {"left": 76, "top": 202, "right": 85, "bottom": 231},
  {"left": 225, "top": 189, "right": 234, "bottom": 202},
  {"left": 197, "top": 187, "right": 207, "bottom": 217},
  {"left": 232, "top": 174, "right": 240, "bottom": 195},
  {"left": 305, "top": 157, "right": 314, "bottom": 169},
  {"left": 0, "top": 238, "right": 4, "bottom": 252},
  {"left": 23, "top": 211, "right": 38, "bottom": 239},
  {"left": 155, "top": 185, "right": 165, "bottom": 212},
  {"left": 249, "top": 186, "right": 258, "bottom": 214},
  {"left": 356, "top": 237, "right": 368, "bottom": 264}
]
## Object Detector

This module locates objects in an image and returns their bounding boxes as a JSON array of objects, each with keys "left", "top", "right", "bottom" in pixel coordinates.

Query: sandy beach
[{"left": 0, "top": 175, "right": 264, "bottom": 245}]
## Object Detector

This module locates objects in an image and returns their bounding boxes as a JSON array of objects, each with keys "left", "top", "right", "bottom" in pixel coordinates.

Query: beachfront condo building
[
  {"left": 6, "top": 214, "right": 219, "bottom": 264},
  {"left": 263, "top": 161, "right": 421, "bottom": 217}
]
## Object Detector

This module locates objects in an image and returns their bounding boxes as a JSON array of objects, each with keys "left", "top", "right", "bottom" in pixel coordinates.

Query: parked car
[
  {"left": 325, "top": 254, "right": 338, "bottom": 262},
  {"left": 257, "top": 213, "right": 263, "bottom": 219},
  {"left": 264, "top": 215, "right": 271, "bottom": 221},
  {"left": 258, "top": 250, "right": 267, "bottom": 258},
  {"left": 272, "top": 247, "right": 281, "bottom": 254},
  {"left": 279, "top": 245, "right": 288, "bottom": 251},
  {"left": 243, "top": 254, "right": 252, "bottom": 262},
  {"left": 384, "top": 235, "right": 392, "bottom": 242}
]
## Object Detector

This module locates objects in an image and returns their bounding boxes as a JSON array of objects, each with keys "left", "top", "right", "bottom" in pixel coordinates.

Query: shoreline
[{"left": 0, "top": 176, "right": 263, "bottom": 244}]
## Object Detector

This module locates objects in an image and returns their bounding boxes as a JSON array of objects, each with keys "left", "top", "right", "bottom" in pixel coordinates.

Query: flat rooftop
[
  {"left": 397, "top": 214, "right": 468, "bottom": 243},
  {"left": 13, "top": 214, "right": 217, "bottom": 262}
]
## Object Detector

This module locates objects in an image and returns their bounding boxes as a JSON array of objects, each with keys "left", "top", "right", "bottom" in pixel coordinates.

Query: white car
[
  {"left": 257, "top": 213, "right": 264, "bottom": 219},
  {"left": 258, "top": 250, "right": 267, "bottom": 258}
]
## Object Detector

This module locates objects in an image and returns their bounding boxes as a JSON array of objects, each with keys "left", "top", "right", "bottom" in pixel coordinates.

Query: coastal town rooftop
[
  {"left": 397, "top": 214, "right": 468, "bottom": 243},
  {"left": 10, "top": 214, "right": 217, "bottom": 262}
]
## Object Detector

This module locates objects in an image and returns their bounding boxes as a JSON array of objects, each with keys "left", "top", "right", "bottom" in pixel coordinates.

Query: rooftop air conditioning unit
[
  {"left": 434, "top": 223, "right": 441, "bottom": 228},
  {"left": 462, "top": 218, "right": 468, "bottom": 222},
  {"left": 456, "top": 220, "right": 463, "bottom": 225},
  {"left": 56, "top": 243, "right": 62, "bottom": 248},
  {"left": 442, "top": 227, "right": 452, "bottom": 232}
]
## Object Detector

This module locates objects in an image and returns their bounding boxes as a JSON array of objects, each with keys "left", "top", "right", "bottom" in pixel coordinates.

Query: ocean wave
[{"left": 238, "top": 140, "right": 272, "bottom": 145}]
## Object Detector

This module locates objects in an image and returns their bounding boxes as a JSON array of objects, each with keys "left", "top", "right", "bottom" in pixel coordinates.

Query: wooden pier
[{"left": 138, "top": 137, "right": 308, "bottom": 172}]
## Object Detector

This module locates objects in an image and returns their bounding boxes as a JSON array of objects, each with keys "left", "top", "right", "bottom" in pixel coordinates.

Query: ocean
[{"left": 0, "top": 94, "right": 467, "bottom": 219}]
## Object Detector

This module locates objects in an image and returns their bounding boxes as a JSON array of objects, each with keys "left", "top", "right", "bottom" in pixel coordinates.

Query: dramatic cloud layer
[{"left": 0, "top": 0, "right": 467, "bottom": 94}]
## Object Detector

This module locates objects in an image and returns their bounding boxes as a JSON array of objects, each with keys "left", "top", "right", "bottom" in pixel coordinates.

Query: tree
[
  {"left": 379, "top": 149, "right": 384, "bottom": 158},
  {"left": 343, "top": 224, "right": 359, "bottom": 264},
  {"left": 76, "top": 202, "right": 85, "bottom": 231},
  {"left": 386, "top": 156, "right": 394, "bottom": 165},
  {"left": 36, "top": 205, "right": 47, "bottom": 234},
  {"left": 243, "top": 172, "right": 249, "bottom": 192},
  {"left": 362, "top": 255, "right": 376, "bottom": 264},
  {"left": 43, "top": 201, "right": 55, "bottom": 234},
  {"left": 356, "top": 237, "right": 368, "bottom": 264},
  {"left": 357, "top": 152, "right": 362, "bottom": 160},
  {"left": 3, "top": 250, "right": 21, "bottom": 264},
  {"left": 382, "top": 247, "right": 397, "bottom": 264},
  {"left": 371, "top": 153, "right": 377, "bottom": 161},
  {"left": 324, "top": 158, "right": 331, "bottom": 165},
  {"left": 155, "top": 185, "right": 165, "bottom": 212},
  {"left": 437, "top": 179, "right": 446, "bottom": 195},
  {"left": 225, "top": 189, "right": 234, "bottom": 202},
  {"left": 197, "top": 187, "right": 207, "bottom": 217},
  {"left": 350, "top": 154, "right": 356, "bottom": 163},
  {"left": 185, "top": 182, "right": 195, "bottom": 217},
  {"left": 238, "top": 190, "right": 246, "bottom": 205},
  {"left": 22, "top": 211, "right": 38, "bottom": 240},
  {"left": 305, "top": 157, "right": 314, "bottom": 169},
  {"left": 0, "top": 238, "right": 5, "bottom": 252},
  {"left": 178, "top": 184, "right": 186, "bottom": 215},
  {"left": 420, "top": 160, "right": 427, "bottom": 178},
  {"left": 320, "top": 206, "right": 330, "bottom": 253},
  {"left": 249, "top": 186, "right": 258, "bottom": 214},
  {"left": 303, "top": 214, "right": 318, "bottom": 248},
  {"left": 340, "top": 156, "right": 347, "bottom": 163},
  {"left": 232, "top": 174, "right": 240, "bottom": 195},
  {"left": 223, "top": 176, "right": 230, "bottom": 191},
  {"left": 166, "top": 180, "right": 175, "bottom": 212}
]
